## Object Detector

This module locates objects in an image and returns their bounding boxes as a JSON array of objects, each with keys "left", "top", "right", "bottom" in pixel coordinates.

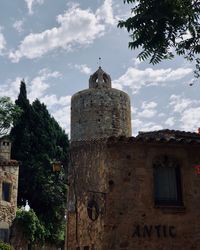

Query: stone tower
[
  {"left": 66, "top": 67, "right": 132, "bottom": 250},
  {"left": 70, "top": 67, "right": 131, "bottom": 141},
  {"left": 0, "top": 137, "right": 19, "bottom": 243}
]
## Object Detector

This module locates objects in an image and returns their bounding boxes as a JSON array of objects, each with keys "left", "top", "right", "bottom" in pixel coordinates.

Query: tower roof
[{"left": 89, "top": 67, "right": 111, "bottom": 89}]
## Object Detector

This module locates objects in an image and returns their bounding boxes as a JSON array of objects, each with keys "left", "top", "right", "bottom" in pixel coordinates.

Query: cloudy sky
[{"left": 0, "top": 0, "right": 200, "bottom": 136}]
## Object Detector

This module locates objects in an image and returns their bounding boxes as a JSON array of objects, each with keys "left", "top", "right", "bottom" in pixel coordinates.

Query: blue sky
[{"left": 0, "top": 0, "right": 200, "bottom": 136}]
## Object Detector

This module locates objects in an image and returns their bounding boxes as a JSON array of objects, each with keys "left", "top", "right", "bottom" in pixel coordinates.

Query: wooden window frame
[{"left": 153, "top": 156, "right": 183, "bottom": 207}]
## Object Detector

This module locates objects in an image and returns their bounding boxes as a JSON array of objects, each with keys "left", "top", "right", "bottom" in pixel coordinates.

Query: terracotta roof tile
[{"left": 136, "top": 129, "right": 200, "bottom": 144}]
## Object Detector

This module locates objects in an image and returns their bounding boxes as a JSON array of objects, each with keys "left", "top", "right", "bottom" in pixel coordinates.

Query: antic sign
[{"left": 132, "top": 225, "right": 176, "bottom": 238}]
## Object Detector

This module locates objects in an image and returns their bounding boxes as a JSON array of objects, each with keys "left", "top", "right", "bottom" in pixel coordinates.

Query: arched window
[{"left": 153, "top": 156, "right": 183, "bottom": 206}]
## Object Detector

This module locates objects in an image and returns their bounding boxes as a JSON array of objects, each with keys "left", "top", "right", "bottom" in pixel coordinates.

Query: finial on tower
[
  {"left": 89, "top": 66, "right": 111, "bottom": 89},
  {"left": 98, "top": 57, "right": 102, "bottom": 67}
]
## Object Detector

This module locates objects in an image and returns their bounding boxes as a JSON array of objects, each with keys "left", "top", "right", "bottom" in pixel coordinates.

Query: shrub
[
  {"left": 14, "top": 209, "right": 46, "bottom": 244},
  {"left": 0, "top": 241, "right": 14, "bottom": 250}
]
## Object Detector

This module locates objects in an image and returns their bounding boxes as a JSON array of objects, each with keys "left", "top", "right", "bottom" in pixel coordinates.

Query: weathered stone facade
[
  {"left": 67, "top": 135, "right": 200, "bottom": 250},
  {"left": 0, "top": 137, "right": 19, "bottom": 242},
  {"left": 66, "top": 68, "right": 200, "bottom": 250}
]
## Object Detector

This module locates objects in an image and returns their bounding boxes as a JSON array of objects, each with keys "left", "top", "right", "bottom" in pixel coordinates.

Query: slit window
[{"left": 2, "top": 182, "right": 11, "bottom": 202}]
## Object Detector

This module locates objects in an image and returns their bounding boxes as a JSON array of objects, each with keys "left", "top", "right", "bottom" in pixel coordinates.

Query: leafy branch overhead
[{"left": 118, "top": 0, "right": 200, "bottom": 77}]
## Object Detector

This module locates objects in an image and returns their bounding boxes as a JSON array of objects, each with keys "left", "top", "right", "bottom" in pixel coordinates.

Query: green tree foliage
[
  {"left": 118, "top": 0, "right": 200, "bottom": 77},
  {"left": 0, "top": 96, "right": 21, "bottom": 136},
  {"left": 0, "top": 242, "right": 14, "bottom": 250},
  {"left": 10, "top": 81, "right": 69, "bottom": 244},
  {"left": 14, "top": 209, "right": 46, "bottom": 244}
]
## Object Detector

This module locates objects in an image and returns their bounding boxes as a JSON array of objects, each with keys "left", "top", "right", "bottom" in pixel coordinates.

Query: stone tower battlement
[
  {"left": 89, "top": 67, "right": 111, "bottom": 89},
  {"left": 71, "top": 67, "right": 132, "bottom": 141}
]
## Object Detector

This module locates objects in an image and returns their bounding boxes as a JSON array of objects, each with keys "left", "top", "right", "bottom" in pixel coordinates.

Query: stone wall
[
  {"left": 66, "top": 139, "right": 200, "bottom": 250},
  {"left": 71, "top": 89, "right": 131, "bottom": 141},
  {"left": 66, "top": 141, "right": 108, "bottom": 249},
  {"left": 0, "top": 163, "right": 19, "bottom": 227},
  {"left": 103, "top": 140, "right": 200, "bottom": 250},
  {"left": 0, "top": 137, "right": 12, "bottom": 161},
  {"left": 0, "top": 137, "right": 19, "bottom": 244}
]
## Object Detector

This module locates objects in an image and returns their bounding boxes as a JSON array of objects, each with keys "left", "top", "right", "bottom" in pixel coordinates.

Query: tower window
[
  {"left": 153, "top": 156, "right": 183, "bottom": 206},
  {"left": 2, "top": 141, "right": 9, "bottom": 146},
  {"left": 2, "top": 182, "right": 11, "bottom": 202}
]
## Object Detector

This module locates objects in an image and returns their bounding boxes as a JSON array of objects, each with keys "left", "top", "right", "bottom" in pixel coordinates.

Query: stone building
[
  {"left": 66, "top": 67, "right": 200, "bottom": 250},
  {"left": 0, "top": 137, "right": 19, "bottom": 242}
]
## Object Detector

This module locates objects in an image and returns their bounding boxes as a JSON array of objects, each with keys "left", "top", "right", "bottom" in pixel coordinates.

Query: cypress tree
[
  {"left": 11, "top": 82, "right": 69, "bottom": 244},
  {"left": 15, "top": 80, "right": 30, "bottom": 111},
  {"left": 11, "top": 81, "right": 32, "bottom": 203}
]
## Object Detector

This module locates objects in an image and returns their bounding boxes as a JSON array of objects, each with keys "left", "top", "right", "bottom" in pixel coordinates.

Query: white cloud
[
  {"left": 139, "top": 123, "right": 163, "bottom": 132},
  {"left": 132, "top": 57, "right": 142, "bottom": 67},
  {"left": 25, "top": 0, "right": 44, "bottom": 15},
  {"left": 180, "top": 107, "right": 200, "bottom": 132},
  {"left": 28, "top": 69, "right": 70, "bottom": 135},
  {"left": 40, "top": 95, "right": 71, "bottom": 108},
  {"left": 112, "top": 82, "right": 123, "bottom": 90},
  {"left": 169, "top": 94, "right": 200, "bottom": 132},
  {"left": 9, "top": 4, "right": 106, "bottom": 62},
  {"left": 74, "top": 64, "right": 92, "bottom": 75},
  {"left": 132, "top": 118, "right": 142, "bottom": 128},
  {"left": 132, "top": 100, "right": 162, "bottom": 135},
  {"left": 96, "top": 0, "right": 115, "bottom": 25},
  {"left": 158, "top": 113, "right": 165, "bottom": 118},
  {"left": 141, "top": 101, "right": 157, "bottom": 110},
  {"left": 131, "top": 105, "right": 138, "bottom": 115},
  {"left": 52, "top": 105, "right": 71, "bottom": 135},
  {"left": 29, "top": 68, "right": 62, "bottom": 101},
  {"left": 165, "top": 117, "right": 175, "bottom": 127},
  {"left": 138, "top": 101, "right": 157, "bottom": 118},
  {"left": 13, "top": 19, "right": 24, "bottom": 33},
  {"left": 132, "top": 118, "right": 163, "bottom": 135},
  {"left": 113, "top": 67, "right": 193, "bottom": 94},
  {"left": 1, "top": 70, "right": 70, "bottom": 135},
  {"left": 0, "top": 77, "right": 22, "bottom": 101},
  {"left": 169, "top": 94, "right": 199, "bottom": 113},
  {"left": 138, "top": 109, "right": 157, "bottom": 118},
  {"left": 40, "top": 94, "right": 71, "bottom": 135},
  {"left": 0, "top": 32, "right": 6, "bottom": 54}
]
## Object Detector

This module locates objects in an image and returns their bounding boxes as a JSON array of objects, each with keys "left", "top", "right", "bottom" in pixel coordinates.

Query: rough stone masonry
[{"left": 66, "top": 67, "right": 200, "bottom": 250}]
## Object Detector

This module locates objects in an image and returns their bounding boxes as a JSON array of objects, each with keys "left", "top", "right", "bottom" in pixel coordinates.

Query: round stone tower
[{"left": 71, "top": 67, "right": 132, "bottom": 141}]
